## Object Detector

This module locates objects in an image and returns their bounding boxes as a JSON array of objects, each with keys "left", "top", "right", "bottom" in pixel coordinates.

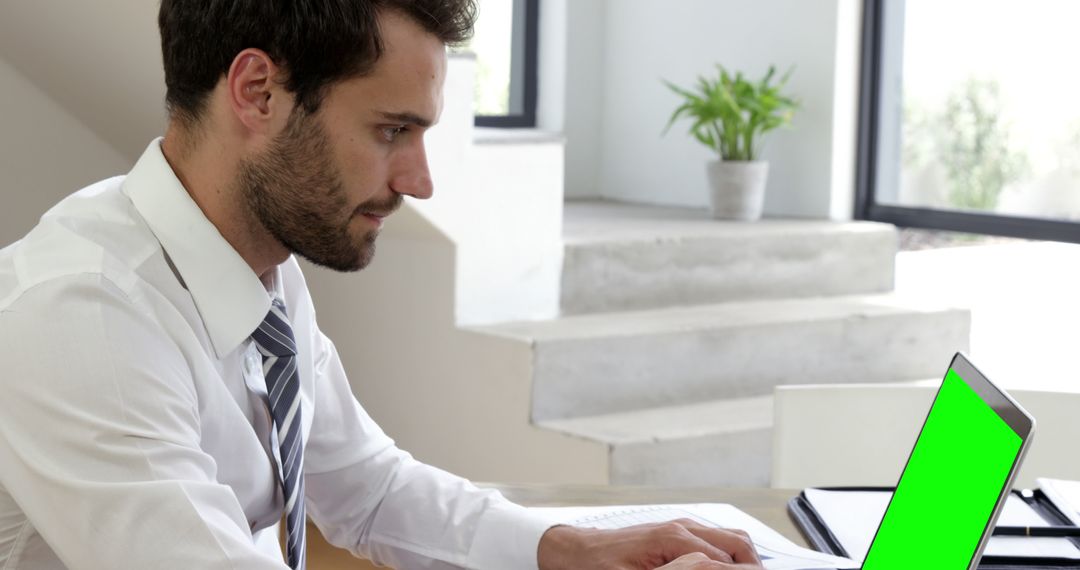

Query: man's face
[{"left": 239, "top": 10, "right": 447, "bottom": 272}]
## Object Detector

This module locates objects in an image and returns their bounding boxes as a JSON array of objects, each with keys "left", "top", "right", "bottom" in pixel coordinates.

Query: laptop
[{"left": 860, "top": 352, "right": 1036, "bottom": 569}]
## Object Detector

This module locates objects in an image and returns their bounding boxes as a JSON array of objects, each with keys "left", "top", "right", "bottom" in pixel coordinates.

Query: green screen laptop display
[{"left": 862, "top": 367, "right": 1025, "bottom": 569}]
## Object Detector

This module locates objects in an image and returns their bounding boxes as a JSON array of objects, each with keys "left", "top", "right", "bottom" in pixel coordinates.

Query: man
[{"left": 0, "top": 1, "right": 764, "bottom": 568}]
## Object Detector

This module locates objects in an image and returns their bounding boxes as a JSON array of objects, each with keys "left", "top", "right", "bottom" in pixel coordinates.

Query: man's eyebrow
[{"left": 376, "top": 111, "right": 434, "bottom": 128}]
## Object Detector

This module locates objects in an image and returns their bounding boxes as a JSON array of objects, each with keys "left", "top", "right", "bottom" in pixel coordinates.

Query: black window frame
[
  {"left": 855, "top": 0, "right": 1080, "bottom": 244},
  {"left": 474, "top": 0, "right": 539, "bottom": 128}
]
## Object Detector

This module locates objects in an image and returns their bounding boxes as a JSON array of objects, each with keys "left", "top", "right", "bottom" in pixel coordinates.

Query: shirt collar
[{"left": 123, "top": 138, "right": 271, "bottom": 358}]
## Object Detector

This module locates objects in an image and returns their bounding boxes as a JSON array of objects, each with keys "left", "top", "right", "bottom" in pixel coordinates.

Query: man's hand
[{"left": 536, "top": 518, "right": 765, "bottom": 570}]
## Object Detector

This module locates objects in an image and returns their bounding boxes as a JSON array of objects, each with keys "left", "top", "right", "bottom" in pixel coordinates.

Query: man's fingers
[
  {"left": 652, "top": 522, "right": 736, "bottom": 564},
  {"left": 663, "top": 519, "right": 760, "bottom": 565},
  {"left": 682, "top": 525, "right": 761, "bottom": 565}
]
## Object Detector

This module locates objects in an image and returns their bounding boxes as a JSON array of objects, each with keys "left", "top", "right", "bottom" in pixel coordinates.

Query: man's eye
[{"left": 382, "top": 126, "right": 407, "bottom": 141}]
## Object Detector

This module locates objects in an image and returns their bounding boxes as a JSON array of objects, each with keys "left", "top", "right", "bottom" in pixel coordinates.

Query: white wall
[
  {"left": 829, "top": 0, "right": 862, "bottom": 220},
  {"left": 561, "top": 0, "right": 608, "bottom": 199},
  {"left": 555, "top": 0, "right": 862, "bottom": 218},
  {"left": 536, "top": 0, "right": 567, "bottom": 133},
  {"left": 600, "top": 0, "right": 840, "bottom": 216},
  {"left": 0, "top": 1, "right": 166, "bottom": 160},
  {"left": 0, "top": 57, "right": 132, "bottom": 247}
]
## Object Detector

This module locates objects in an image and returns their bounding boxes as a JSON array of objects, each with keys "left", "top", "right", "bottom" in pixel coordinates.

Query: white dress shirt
[{"left": 0, "top": 139, "right": 555, "bottom": 569}]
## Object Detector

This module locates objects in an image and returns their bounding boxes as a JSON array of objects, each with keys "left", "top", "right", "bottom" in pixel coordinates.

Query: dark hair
[{"left": 159, "top": 0, "right": 477, "bottom": 127}]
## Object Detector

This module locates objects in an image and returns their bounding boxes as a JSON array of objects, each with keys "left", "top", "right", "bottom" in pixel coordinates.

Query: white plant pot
[{"left": 705, "top": 160, "right": 769, "bottom": 221}]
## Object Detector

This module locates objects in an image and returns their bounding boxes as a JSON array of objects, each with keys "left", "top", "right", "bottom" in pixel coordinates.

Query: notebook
[{"left": 1037, "top": 478, "right": 1080, "bottom": 527}]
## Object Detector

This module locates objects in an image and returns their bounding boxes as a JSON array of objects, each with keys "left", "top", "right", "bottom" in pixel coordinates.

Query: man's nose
[{"left": 390, "top": 141, "right": 434, "bottom": 200}]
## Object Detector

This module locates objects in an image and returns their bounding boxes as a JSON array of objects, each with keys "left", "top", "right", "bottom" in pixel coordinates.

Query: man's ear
[{"left": 226, "top": 48, "right": 289, "bottom": 135}]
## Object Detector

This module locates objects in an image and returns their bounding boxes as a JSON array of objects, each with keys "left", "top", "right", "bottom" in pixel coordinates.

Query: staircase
[{"left": 470, "top": 201, "right": 970, "bottom": 487}]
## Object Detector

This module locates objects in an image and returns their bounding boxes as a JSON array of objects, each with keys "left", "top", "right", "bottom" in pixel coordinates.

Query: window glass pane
[
  {"left": 463, "top": 0, "right": 515, "bottom": 116},
  {"left": 877, "top": 0, "right": 1080, "bottom": 221}
]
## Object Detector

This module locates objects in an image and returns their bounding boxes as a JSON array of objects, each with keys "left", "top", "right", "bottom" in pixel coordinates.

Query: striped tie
[{"left": 251, "top": 298, "right": 306, "bottom": 570}]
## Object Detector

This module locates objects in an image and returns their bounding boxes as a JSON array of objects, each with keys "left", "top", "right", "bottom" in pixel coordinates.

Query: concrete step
[
  {"left": 539, "top": 396, "right": 775, "bottom": 487},
  {"left": 540, "top": 379, "right": 942, "bottom": 487},
  {"left": 561, "top": 200, "right": 897, "bottom": 315},
  {"left": 477, "top": 293, "right": 970, "bottom": 422}
]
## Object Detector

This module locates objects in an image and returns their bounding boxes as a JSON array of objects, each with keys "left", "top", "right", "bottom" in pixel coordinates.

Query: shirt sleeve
[
  {"left": 301, "top": 328, "right": 558, "bottom": 569},
  {"left": 0, "top": 275, "right": 290, "bottom": 570}
]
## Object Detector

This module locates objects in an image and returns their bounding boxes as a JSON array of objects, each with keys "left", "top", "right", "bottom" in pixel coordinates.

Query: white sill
[{"left": 472, "top": 127, "right": 564, "bottom": 145}]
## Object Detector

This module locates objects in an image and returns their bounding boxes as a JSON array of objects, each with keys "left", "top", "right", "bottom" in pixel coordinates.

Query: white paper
[
  {"left": 803, "top": 488, "right": 1080, "bottom": 562},
  {"left": 1038, "top": 478, "right": 1080, "bottom": 526},
  {"left": 531, "top": 503, "right": 859, "bottom": 570}
]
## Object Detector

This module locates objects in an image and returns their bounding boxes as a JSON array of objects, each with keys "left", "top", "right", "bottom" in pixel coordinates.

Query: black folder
[{"left": 788, "top": 486, "right": 1080, "bottom": 569}]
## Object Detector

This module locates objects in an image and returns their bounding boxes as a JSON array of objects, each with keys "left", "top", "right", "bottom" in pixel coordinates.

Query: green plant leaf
[{"left": 662, "top": 64, "right": 798, "bottom": 160}]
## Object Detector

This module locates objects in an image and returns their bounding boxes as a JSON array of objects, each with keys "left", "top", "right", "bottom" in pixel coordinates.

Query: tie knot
[{"left": 251, "top": 298, "right": 297, "bottom": 358}]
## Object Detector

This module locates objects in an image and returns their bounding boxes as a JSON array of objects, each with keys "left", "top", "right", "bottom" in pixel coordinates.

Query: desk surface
[{"left": 309, "top": 484, "right": 805, "bottom": 569}]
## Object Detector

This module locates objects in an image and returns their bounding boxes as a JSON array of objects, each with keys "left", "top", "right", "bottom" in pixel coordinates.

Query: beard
[{"left": 237, "top": 108, "right": 401, "bottom": 272}]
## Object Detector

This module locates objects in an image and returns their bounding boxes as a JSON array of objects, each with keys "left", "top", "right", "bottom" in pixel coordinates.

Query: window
[
  {"left": 462, "top": 0, "right": 538, "bottom": 128},
  {"left": 857, "top": 0, "right": 1080, "bottom": 243}
]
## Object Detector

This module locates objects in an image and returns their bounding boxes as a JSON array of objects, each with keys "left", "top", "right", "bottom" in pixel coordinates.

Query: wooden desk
[{"left": 309, "top": 485, "right": 804, "bottom": 569}]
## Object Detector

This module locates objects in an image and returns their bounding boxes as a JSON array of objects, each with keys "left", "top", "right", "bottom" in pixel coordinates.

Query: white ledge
[{"left": 472, "top": 127, "right": 565, "bottom": 145}]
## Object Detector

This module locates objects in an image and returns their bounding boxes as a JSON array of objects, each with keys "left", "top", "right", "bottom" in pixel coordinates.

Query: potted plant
[{"left": 663, "top": 65, "right": 798, "bottom": 220}]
